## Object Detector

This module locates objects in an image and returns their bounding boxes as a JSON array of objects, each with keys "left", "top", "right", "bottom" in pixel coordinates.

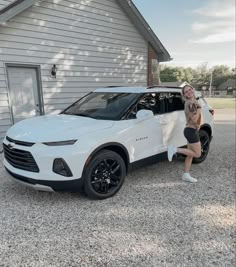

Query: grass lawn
[{"left": 205, "top": 98, "right": 236, "bottom": 109}]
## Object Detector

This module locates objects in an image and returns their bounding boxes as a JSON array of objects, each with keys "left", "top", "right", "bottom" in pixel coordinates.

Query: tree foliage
[{"left": 160, "top": 64, "right": 235, "bottom": 90}]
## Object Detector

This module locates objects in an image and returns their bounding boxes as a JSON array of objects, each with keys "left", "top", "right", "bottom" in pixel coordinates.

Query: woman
[{"left": 167, "top": 85, "right": 202, "bottom": 183}]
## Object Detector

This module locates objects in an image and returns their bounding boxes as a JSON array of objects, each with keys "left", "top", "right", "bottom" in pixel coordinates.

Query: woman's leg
[
  {"left": 182, "top": 143, "right": 201, "bottom": 183},
  {"left": 177, "top": 142, "right": 201, "bottom": 158},
  {"left": 184, "top": 144, "right": 193, "bottom": 173},
  {"left": 184, "top": 156, "right": 193, "bottom": 173}
]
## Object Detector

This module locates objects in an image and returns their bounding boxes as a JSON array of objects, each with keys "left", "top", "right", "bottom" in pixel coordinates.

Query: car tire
[
  {"left": 83, "top": 150, "right": 126, "bottom": 199},
  {"left": 193, "top": 129, "right": 210, "bottom": 164}
]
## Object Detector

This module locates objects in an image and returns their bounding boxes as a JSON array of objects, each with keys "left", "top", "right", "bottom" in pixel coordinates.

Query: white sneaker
[
  {"left": 182, "top": 173, "right": 197, "bottom": 183},
  {"left": 167, "top": 145, "right": 177, "bottom": 162}
]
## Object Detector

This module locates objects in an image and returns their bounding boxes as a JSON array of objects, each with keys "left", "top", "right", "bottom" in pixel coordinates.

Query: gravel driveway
[{"left": 0, "top": 109, "right": 235, "bottom": 267}]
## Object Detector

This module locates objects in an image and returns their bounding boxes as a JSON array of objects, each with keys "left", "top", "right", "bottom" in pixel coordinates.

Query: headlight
[{"left": 43, "top": 140, "right": 77, "bottom": 146}]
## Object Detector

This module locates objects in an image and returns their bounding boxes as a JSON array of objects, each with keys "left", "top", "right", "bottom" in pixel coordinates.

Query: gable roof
[
  {"left": 218, "top": 79, "right": 236, "bottom": 90},
  {"left": 0, "top": 0, "right": 171, "bottom": 62},
  {"left": 116, "top": 0, "right": 171, "bottom": 62},
  {"left": 0, "top": 0, "right": 38, "bottom": 23}
]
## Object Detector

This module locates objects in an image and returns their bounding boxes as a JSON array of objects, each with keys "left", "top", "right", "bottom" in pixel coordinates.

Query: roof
[
  {"left": 116, "top": 0, "right": 171, "bottom": 62},
  {"left": 0, "top": 0, "right": 171, "bottom": 62},
  {"left": 218, "top": 79, "right": 236, "bottom": 90},
  {"left": 95, "top": 86, "right": 182, "bottom": 94},
  {"left": 0, "top": 0, "right": 38, "bottom": 22}
]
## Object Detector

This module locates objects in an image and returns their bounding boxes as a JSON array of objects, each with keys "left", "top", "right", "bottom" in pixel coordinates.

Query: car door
[
  {"left": 125, "top": 93, "right": 164, "bottom": 162},
  {"left": 159, "top": 92, "right": 186, "bottom": 148}
]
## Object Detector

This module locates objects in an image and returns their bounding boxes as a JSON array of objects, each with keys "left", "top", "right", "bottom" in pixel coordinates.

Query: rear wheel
[
  {"left": 193, "top": 130, "right": 210, "bottom": 164},
  {"left": 84, "top": 150, "right": 126, "bottom": 199}
]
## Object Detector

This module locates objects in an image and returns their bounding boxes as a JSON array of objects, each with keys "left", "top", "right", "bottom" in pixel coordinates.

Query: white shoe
[
  {"left": 182, "top": 173, "right": 197, "bottom": 183},
  {"left": 167, "top": 145, "right": 177, "bottom": 162}
]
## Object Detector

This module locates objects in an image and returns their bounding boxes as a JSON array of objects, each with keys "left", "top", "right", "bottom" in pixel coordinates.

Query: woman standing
[{"left": 167, "top": 85, "right": 202, "bottom": 183}]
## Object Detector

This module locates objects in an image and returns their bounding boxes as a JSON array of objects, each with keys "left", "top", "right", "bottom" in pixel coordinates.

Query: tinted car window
[
  {"left": 126, "top": 93, "right": 166, "bottom": 118},
  {"left": 62, "top": 92, "right": 138, "bottom": 120},
  {"left": 137, "top": 93, "right": 167, "bottom": 115},
  {"left": 165, "top": 93, "right": 184, "bottom": 112}
]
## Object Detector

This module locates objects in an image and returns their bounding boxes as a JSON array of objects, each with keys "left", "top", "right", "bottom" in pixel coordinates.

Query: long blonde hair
[{"left": 182, "top": 85, "right": 195, "bottom": 100}]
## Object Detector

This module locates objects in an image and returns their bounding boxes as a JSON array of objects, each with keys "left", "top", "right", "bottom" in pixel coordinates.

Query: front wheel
[
  {"left": 83, "top": 150, "right": 126, "bottom": 199},
  {"left": 193, "top": 130, "right": 210, "bottom": 164}
]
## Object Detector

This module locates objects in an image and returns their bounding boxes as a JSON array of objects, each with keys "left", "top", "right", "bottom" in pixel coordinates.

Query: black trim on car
[
  {"left": 6, "top": 136, "right": 35, "bottom": 147},
  {"left": 128, "top": 151, "right": 167, "bottom": 172},
  {"left": 3, "top": 144, "right": 39, "bottom": 173},
  {"left": 85, "top": 142, "right": 130, "bottom": 170},
  {"left": 5, "top": 168, "right": 84, "bottom": 192}
]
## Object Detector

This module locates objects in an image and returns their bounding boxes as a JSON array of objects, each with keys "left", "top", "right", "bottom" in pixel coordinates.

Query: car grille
[
  {"left": 3, "top": 144, "right": 39, "bottom": 173},
  {"left": 6, "top": 136, "right": 35, "bottom": 147}
]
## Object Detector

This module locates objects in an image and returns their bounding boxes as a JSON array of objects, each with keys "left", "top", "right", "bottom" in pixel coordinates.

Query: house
[
  {"left": 214, "top": 79, "right": 236, "bottom": 97},
  {"left": 0, "top": 0, "right": 171, "bottom": 142}
]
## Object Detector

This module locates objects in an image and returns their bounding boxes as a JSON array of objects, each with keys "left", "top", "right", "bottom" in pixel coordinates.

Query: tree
[
  {"left": 160, "top": 66, "right": 195, "bottom": 83},
  {"left": 211, "top": 65, "right": 235, "bottom": 88},
  {"left": 160, "top": 63, "right": 235, "bottom": 91},
  {"left": 191, "top": 63, "right": 211, "bottom": 90}
]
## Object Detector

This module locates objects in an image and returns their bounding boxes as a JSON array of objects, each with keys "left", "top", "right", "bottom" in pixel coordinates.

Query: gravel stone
[{"left": 0, "top": 109, "right": 235, "bottom": 267}]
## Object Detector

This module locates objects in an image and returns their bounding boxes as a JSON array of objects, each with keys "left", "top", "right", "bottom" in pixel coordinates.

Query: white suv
[{"left": 3, "top": 87, "right": 214, "bottom": 199}]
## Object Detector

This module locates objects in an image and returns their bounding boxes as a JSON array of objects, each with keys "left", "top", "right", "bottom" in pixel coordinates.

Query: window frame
[{"left": 124, "top": 91, "right": 185, "bottom": 120}]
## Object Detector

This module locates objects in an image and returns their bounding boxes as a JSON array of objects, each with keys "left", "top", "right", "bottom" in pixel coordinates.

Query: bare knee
[{"left": 195, "top": 151, "right": 201, "bottom": 158}]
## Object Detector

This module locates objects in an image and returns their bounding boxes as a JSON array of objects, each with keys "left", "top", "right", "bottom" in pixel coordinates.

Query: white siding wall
[{"left": 0, "top": 0, "right": 148, "bottom": 141}]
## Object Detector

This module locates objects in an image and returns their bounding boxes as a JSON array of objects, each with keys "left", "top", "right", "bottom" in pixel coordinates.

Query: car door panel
[{"left": 126, "top": 118, "right": 163, "bottom": 162}]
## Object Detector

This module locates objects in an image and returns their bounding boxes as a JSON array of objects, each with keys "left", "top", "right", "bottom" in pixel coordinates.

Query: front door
[{"left": 7, "top": 66, "right": 43, "bottom": 124}]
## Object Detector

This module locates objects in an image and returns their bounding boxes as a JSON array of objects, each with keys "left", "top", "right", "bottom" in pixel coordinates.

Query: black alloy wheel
[
  {"left": 193, "top": 129, "right": 210, "bottom": 164},
  {"left": 84, "top": 150, "right": 126, "bottom": 199}
]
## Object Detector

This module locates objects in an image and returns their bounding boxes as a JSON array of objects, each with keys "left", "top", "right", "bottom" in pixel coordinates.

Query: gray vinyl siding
[{"left": 0, "top": 0, "right": 148, "bottom": 141}]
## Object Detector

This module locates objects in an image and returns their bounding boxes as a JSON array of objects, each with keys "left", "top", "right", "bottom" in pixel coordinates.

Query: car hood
[{"left": 6, "top": 115, "right": 114, "bottom": 142}]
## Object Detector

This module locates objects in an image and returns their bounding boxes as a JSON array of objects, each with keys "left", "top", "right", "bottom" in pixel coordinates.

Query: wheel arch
[
  {"left": 200, "top": 123, "right": 212, "bottom": 138},
  {"left": 85, "top": 142, "right": 130, "bottom": 171}
]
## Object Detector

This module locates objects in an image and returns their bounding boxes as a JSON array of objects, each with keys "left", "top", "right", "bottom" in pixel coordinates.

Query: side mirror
[{"left": 136, "top": 109, "right": 154, "bottom": 121}]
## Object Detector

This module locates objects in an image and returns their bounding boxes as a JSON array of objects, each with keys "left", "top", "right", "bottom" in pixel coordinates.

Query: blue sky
[{"left": 133, "top": 0, "right": 235, "bottom": 68}]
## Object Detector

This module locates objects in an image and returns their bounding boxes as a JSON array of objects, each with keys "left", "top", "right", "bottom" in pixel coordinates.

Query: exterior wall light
[{"left": 51, "top": 64, "right": 58, "bottom": 78}]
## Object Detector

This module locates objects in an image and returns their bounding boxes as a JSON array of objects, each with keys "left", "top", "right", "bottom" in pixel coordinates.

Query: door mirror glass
[{"left": 136, "top": 110, "right": 154, "bottom": 120}]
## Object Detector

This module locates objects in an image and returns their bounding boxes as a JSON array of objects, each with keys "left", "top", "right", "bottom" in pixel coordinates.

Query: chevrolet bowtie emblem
[{"left": 8, "top": 143, "right": 14, "bottom": 150}]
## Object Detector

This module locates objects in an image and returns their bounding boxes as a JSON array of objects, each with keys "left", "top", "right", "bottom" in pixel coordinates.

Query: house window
[{"left": 227, "top": 86, "right": 233, "bottom": 95}]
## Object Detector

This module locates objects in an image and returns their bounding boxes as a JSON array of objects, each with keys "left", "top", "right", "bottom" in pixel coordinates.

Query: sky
[{"left": 133, "top": 0, "right": 235, "bottom": 69}]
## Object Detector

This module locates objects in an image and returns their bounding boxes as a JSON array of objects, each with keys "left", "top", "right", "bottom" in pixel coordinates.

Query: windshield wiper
[
  {"left": 75, "top": 113, "right": 95, "bottom": 118},
  {"left": 63, "top": 112, "right": 94, "bottom": 118}
]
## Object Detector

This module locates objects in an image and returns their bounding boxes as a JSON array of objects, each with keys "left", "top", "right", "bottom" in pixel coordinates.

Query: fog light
[{"left": 53, "top": 158, "right": 73, "bottom": 177}]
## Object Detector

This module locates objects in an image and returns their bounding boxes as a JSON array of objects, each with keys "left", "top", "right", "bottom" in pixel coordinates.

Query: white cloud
[
  {"left": 193, "top": 0, "right": 235, "bottom": 18},
  {"left": 189, "top": 0, "right": 235, "bottom": 44},
  {"left": 191, "top": 32, "right": 235, "bottom": 43},
  {"left": 192, "top": 21, "right": 233, "bottom": 34},
  {"left": 162, "top": 60, "right": 235, "bottom": 69}
]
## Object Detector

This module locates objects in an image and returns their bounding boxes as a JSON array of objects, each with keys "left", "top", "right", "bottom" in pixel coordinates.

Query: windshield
[{"left": 62, "top": 92, "right": 139, "bottom": 120}]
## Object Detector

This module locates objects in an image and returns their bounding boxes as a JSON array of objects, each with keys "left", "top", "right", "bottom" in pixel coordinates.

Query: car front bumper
[{"left": 5, "top": 167, "right": 84, "bottom": 192}]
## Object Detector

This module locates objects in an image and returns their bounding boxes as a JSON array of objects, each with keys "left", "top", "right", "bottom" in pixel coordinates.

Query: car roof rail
[{"left": 147, "top": 85, "right": 182, "bottom": 89}]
